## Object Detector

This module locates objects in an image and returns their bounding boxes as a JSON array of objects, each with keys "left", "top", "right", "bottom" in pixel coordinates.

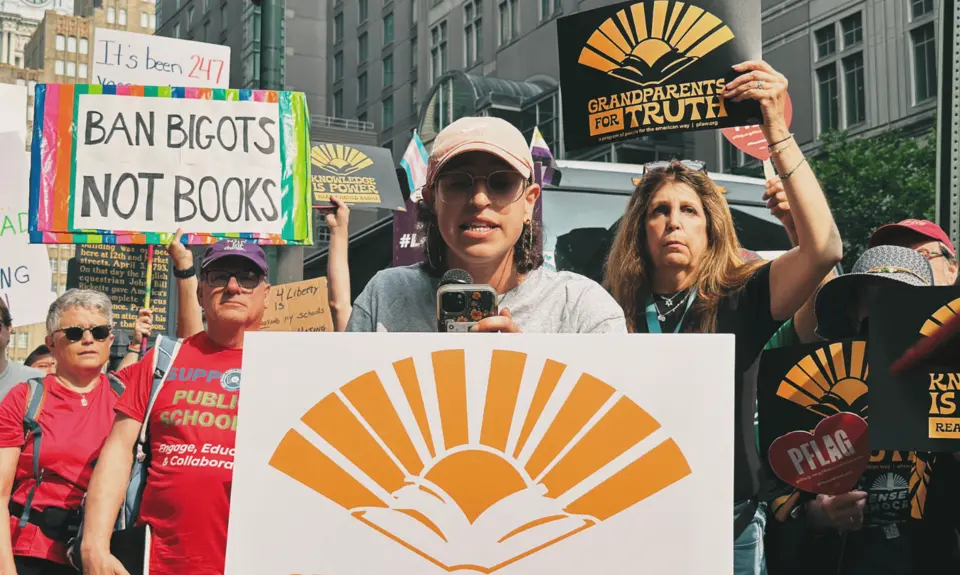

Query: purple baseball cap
[{"left": 200, "top": 239, "right": 269, "bottom": 275}]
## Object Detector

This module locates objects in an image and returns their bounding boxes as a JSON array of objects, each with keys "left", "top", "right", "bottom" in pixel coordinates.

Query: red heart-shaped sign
[
  {"left": 767, "top": 412, "right": 869, "bottom": 495},
  {"left": 720, "top": 92, "right": 794, "bottom": 161}
]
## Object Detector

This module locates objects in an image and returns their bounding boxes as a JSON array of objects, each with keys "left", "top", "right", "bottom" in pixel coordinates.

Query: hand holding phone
[{"left": 437, "top": 284, "right": 498, "bottom": 332}]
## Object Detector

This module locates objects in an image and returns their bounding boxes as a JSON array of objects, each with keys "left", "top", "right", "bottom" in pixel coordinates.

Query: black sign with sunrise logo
[
  {"left": 869, "top": 285, "right": 960, "bottom": 452},
  {"left": 556, "top": 0, "right": 762, "bottom": 150}
]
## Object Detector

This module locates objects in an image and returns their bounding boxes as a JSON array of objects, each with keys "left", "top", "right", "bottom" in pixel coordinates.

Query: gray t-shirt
[
  {"left": 346, "top": 264, "right": 627, "bottom": 333},
  {"left": 0, "top": 360, "right": 44, "bottom": 402}
]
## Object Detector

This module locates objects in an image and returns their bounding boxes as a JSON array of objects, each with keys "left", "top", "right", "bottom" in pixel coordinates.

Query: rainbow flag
[{"left": 28, "top": 84, "right": 313, "bottom": 246}]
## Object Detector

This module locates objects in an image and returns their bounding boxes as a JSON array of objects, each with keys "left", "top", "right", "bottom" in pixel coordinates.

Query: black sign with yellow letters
[
  {"left": 869, "top": 285, "right": 960, "bottom": 452},
  {"left": 310, "top": 142, "right": 405, "bottom": 211},
  {"left": 556, "top": 0, "right": 762, "bottom": 150}
]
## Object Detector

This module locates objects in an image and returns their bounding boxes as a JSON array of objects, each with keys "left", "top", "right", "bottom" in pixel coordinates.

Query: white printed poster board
[
  {"left": 0, "top": 131, "right": 55, "bottom": 326},
  {"left": 92, "top": 28, "right": 230, "bottom": 88},
  {"left": 227, "top": 333, "right": 735, "bottom": 575}
]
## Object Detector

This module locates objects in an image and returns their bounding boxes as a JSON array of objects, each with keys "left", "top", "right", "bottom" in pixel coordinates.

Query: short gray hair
[{"left": 46, "top": 289, "right": 113, "bottom": 335}]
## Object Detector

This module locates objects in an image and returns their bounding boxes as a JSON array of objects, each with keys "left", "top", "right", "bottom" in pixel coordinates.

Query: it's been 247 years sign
[
  {"left": 556, "top": 0, "right": 761, "bottom": 150},
  {"left": 227, "top": 334, "right": 735, "bottom": 575}
]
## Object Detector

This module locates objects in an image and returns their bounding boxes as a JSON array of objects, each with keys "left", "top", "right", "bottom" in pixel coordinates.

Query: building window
[
  {"left": 359, "top": 0, "right": 368, "bottom": 23},
  {"left": 187, "top": 6, "right": 194, "bottom": 27},
  {"left": 358, "top": 111, "right": 368, "bottom": 124},
  {"left": 66, "top": 61, "right": 76, "bottom": 77},
  {"left": 817, "top": 65, "right": 839, "bottom": 133},
  {"left": 334, "top": 12, "right": 343, "bottom": 43},
  {"left": 911, "top": 0, "right": 934, "bottom": 20},
  {"left": 464, "top": 0, "right": 482, "bottom": 66},
  {"left": 384, "top": 12, "right": 395, "bottom": 45},
  {"left": 203, "top": 20, "right": 210, "bottom": 42},
  {"left": 384, "top": 54, "right": 394, "bottom": 86},
  {"left": 141, "top": 12, "right": 148, "bottom": 27},
  {"left": 119, "top": 9, "right": 128, "bottom": 25},
  {"left": 359, "top": 32, "right": 368, "bottom": 63},
  {"left": 27, "top": 80, "right": 35, "bottom": 93},
  {"left": 204, "top": 0, "right": 210, "bottom": 13},
  {"left": 383, "top": 96, "right": 394, "bottom": 128},
  {"left": 430, "top": 21, "right": 447, "bottom": 84},
  {"left": 333, "top": 90, "right": 343, "bottom": 117},
  {"left": 56, "top": 34, "right": 65, "bottom": 51},
  {"left": 358, "top": 72, "right": 368, "bottom": 102},
  {"left": 411, "top": 80, "right": 418, "bottom": 114},
  {"left": 54, "top": 60, "right": 64, "bottom": 76},
  {"left": 334, "top": 51, "right": 343, "bottom": 81},
  {"left": 840, "top": 13, "right": 862, "bottom": 48},
  {"left": 498, "top": 0, "right": 519, "bottom": 46},
  {"left": 221, "top": 4, "right": 227, "bottom": 27},
  {"left": 912, "top": 23, "right": 937, "bottom": 103},
  {"left": 107, "top": 7, "right": 116, "bottom": 23},
  {"left": 842, "top": 52, "right": 865, "bottom": 126},
  {"left": 50, "top": 259, "right": 58, "bottom": 273},
  {"left": 540, "top": 0, "right": 561, "bottom": 21},
  {"left": 17, "top": 333, "right": 27, "bottom": 349},
  {"left": 79, "top": 38, "right": 88, "bottom": 54},
  {"left": 412, "top": 0, "right": 419, "bottom": 24},
  {"left": 174, "top": 22, "right": 180, "bottom": 38},
  {"left": 79, "top": 63, "right": 88, "bottom": 79},
  {"left": 814, "top": 25, "right": 836, "bottom": 60},
  {"left": 150, "top": 14, "right": 156, "bottom": 29},
  {"left": 67, "top": 36, "right": 76, "bottom": 53},
  {"left": 411, "top": 36, "right": 417, "bottom": 69}
]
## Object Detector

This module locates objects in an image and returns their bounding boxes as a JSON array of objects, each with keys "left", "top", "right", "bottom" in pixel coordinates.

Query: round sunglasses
[{"left": 54, "top": 325, "right": 112, "bottom": 342}]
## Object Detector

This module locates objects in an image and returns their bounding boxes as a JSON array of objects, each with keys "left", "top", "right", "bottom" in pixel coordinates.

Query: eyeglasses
[
  {"left": 641, "top": 160, "right": 707, "bottom": 177},
  {"left": 916, "top": 243, "right": 955, "bottom": 262},
  {"left": 55, "top": 325, "right": 112, "bottom": 342},
  {"left": 434, "top": 171, "right": 528, "bottom": 207},
  {"left": 203, "top": 269, "right": 264, "bottom": 290}
]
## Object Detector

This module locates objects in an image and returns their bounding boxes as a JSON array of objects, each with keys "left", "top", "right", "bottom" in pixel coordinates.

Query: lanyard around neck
[{"left": 644, "top": 288, "right": 698, "bottom": 334}]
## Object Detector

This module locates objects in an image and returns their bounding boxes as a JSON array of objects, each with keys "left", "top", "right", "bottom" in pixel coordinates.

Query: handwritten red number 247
[{"left": 189, "top": 56, "right": 225, "bottom": 84}]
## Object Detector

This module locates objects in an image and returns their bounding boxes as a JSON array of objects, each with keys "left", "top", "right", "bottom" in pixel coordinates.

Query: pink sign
[{"left": 721, "top": 92, "right": 793, "bottom": 161}]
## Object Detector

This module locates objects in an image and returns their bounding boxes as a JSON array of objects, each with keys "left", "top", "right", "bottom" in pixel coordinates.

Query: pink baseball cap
[
  {"left": 426, "top": 116, "right": 533, "bottom": 188},
  {"left": 868, "top": 219, "right": 955, "bottom": 256}
]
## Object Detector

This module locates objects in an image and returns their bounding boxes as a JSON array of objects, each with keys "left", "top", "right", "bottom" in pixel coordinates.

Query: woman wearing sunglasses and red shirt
[{"left": 0, "top": 290, "right": 119, "bottom": 574}]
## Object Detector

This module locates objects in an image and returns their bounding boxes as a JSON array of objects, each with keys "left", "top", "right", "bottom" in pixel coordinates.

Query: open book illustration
[{"left": 353, "top": 476, "right": 597, "bottom": 572}]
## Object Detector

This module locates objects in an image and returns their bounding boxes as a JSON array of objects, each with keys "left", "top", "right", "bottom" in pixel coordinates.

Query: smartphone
[{"left": 437, "top": 284, "right": 498, "bottom": 332}]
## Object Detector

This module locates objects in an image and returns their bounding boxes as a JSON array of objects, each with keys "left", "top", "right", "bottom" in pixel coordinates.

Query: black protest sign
[
  {"left": 556, "top": 0, "right": 762, "bottom": 151},
  {"left": 310, "top": 143, "right": 405, "bottom": 211},
  {"left": 758, "top": 341, "right": 870, "bottom": 466},
  {"left": 869, "top": 285, "right": 960, "bottom": 452},
  {"left": 72, "top": 245, "right": 171, "bottom": 334}
]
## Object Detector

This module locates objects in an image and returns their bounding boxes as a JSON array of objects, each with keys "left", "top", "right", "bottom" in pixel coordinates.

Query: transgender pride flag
[{"left": 400, "top": 130, "right": 429, "bottom": 201}]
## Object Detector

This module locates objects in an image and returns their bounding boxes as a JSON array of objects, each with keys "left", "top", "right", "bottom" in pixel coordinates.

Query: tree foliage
[{"left": 810, "top": 128, "right": 937, "bottom": 268}]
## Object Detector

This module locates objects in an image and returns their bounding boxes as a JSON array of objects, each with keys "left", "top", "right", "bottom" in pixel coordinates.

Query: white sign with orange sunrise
[{"left": 226, "top": 333, "right": 735, "bottom": 575}]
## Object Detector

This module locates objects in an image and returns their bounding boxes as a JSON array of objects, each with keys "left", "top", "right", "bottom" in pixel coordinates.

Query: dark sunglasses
[
  {"left": 641, "top": 160, "right": 707, "bottom": 176},
  {"left": 434, "top": 170, "right": 528, "bottom": 207},
  {"left": 203, "top": 269, "right": 264, "bottom": 290},
  {"left": 55, "top": 325, "right": 112, "bottom": 342}
]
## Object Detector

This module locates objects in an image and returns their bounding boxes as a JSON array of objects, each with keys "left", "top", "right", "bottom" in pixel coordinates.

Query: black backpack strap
[{"left": 19, "top": 377, "right": 47, "bottom": 528}]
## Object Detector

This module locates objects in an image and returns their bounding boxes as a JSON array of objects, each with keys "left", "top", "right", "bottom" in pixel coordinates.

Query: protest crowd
[{"left": 0, "top": 24, "right": 957, "bottom": 575}]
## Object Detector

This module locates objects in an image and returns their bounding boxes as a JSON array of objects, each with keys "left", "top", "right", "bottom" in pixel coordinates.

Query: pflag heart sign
[{"left": 768, "top": 412, "right": 870, "bottom": 495}]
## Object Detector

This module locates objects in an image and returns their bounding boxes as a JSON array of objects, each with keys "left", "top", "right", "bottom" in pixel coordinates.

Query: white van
[{"left": 541, "top": 160, "right": 791, "bottom": 282}]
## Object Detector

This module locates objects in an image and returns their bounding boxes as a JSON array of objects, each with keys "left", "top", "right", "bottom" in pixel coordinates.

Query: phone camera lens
[{"left": 441, "top": 292, "right": 466, "bottom": 314}]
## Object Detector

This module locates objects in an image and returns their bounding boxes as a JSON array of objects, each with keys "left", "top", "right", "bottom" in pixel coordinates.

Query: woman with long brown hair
[{"left": 605, "top": 60, "right": 842, "bottom": 575}]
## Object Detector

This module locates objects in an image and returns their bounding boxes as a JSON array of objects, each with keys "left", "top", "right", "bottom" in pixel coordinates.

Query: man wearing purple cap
[{"left": 81, "top": 239, "right": 270, "bottom": 575}]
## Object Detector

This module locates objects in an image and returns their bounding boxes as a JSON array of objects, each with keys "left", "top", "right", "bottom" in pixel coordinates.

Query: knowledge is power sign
[{"left": 556, "top": 0, "right": 761, "bottom": 150}]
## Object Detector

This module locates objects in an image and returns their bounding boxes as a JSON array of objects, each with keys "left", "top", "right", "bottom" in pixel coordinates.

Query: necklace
[
  {"left": 56, "top": 375, "right": 90, "bottom": 406},
  {"left": 652, "top": 295, "right": 687, "bottom": 322},
  {"left": 656, "top": 289, "right": 687, "bottom": 308}
]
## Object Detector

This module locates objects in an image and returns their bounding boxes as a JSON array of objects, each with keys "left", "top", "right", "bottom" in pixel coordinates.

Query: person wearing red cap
[{"left": 869, "top": 219, "right": 957, "bottom": 286}]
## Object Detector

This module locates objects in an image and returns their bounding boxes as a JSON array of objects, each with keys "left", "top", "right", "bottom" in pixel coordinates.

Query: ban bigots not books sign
[
  {"left": 556, "top": 0, "right": 761, "bottom": 150},
  {"left": 29, "top": 85, "right": 312, "bottom": 245}
]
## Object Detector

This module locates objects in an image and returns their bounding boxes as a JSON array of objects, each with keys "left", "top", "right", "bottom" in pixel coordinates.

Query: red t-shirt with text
[
  {"left": 115, "top": 333, "right": 242, "bottom": 575},
  {"left": 0, "top": 375, "right": 119, "bottom": 564}
]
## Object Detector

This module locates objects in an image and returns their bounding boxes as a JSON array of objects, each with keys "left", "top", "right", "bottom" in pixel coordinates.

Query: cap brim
[
  {"left": 201, "top": 252, "right": 268, "bottom": 275},
  {"left": 868, "top": 223, "right": 939, "bottom": 249},
  {"left": 815, "top": 272, "right": 928, "bottom": 339},
  {"left": 433, "top": 141, "right": 533, "bottom": 183}
]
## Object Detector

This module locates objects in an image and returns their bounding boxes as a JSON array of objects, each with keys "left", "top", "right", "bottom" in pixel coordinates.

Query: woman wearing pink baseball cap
[{"left": 345, "top": 116, "right": 626, "bottom": 334}]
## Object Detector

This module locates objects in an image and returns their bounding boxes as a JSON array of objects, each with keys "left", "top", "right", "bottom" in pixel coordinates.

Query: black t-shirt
[{"left": 635, "top": 263, "right": 782, "bottom": 501}]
